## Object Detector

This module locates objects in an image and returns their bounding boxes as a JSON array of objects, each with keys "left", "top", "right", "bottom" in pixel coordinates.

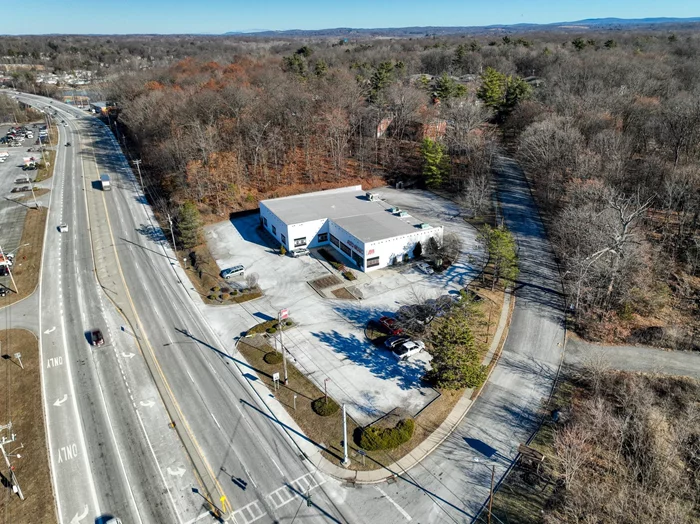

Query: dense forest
[{"left": 4, "top": 29, "right": 700, "bottom": 348}]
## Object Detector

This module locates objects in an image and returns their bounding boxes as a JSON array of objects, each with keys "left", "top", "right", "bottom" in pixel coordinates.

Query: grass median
[
  {"left": 0, "top": 207, "right": 48, "bottom": 307},
  {"left": 0, "top": 329, "right": 57, "bottom": 524}
]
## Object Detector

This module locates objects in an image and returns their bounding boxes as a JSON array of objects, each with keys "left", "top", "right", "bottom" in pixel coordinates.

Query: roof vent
[
  {"left": 366, "top": 192, "right": 378, "bottom": 201},
  {"left": 419, "top": 223, "right": 431, "bottom": 229},
  {"left": 390, "top": 207, "right": 400, "bottom": 214},
  {"left": 398, "top": 211, "right": 409, "bottom": 217}
]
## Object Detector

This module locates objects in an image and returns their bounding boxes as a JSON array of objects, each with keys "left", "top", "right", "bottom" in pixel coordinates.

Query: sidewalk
[{"left": 234, "top": 287, "right": 514, "bottom": 484}]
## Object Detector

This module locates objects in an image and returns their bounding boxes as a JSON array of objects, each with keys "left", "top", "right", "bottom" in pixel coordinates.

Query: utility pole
[
  {"left": 0, "top": 422, "right": 25, "bottom": 501},
  {"left": 278, "top": 309, "right": 289, "bottom": 385},
  {"left": 166, "top": 213, "right": 178, "bottom": 254},
  {"left": 488, "top": 463, "right": 495, "bottom": 524},
  {"left": 132, "top": 159, "right": 144, "bottom": 191}
]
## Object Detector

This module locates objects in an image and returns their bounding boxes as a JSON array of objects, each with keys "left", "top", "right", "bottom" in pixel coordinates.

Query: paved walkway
[{"left": 565, "top": 337, "right": 700, "bottom": 379}]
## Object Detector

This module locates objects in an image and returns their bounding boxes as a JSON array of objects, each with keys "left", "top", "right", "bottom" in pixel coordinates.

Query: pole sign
[{"left": 279, "top": 309, "right": 289, "bottom": 320}]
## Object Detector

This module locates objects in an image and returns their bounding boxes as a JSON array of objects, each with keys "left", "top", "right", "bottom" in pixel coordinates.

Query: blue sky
[{"left": 2, "top": 0, "right": 698, "bottom": 35}]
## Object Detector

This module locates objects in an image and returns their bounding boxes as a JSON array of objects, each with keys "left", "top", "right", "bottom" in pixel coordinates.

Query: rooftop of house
[{"left": 260, "top": 186, "right": 439, "bottom": 243}]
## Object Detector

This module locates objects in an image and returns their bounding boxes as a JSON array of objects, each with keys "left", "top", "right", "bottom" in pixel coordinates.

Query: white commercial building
[{"left": 259, "top": 186, "right": 443, "bottom": 272}]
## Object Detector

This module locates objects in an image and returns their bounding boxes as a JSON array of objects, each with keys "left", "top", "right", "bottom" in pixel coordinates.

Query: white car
[
  {"left": 58, "top": 224, "right": 68, "bottom": 233},
  {"left": 392, "top": 340, "right": 426, "bottom": 361},
  {"left": 291, "top": 248, "right": 310, "bottom": 257},
  {"left": 417, "top": 262, "right": 434, "bottom": 275}
]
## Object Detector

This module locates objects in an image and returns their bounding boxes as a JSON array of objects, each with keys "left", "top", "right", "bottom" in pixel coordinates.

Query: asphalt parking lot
[
  {"left": 203, "top": 187, "right": 487, "bottom": 424},
  {"left": 0, "top": 124, "right": 38, "bottom": 252}
]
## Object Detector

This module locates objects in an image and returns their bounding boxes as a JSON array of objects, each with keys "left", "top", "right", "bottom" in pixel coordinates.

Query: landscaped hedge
[
  {"left": 342, "top": 271, "right": 356, "bottom": 281},
  {"left": 357, "top": 419, "right": 415, "bottom": 451},
  {"left": 264, "top": 352, "right": 283, "bottom": 365},
  {"left": 311, "top": 397, "right": 340, "bottom": 416}
]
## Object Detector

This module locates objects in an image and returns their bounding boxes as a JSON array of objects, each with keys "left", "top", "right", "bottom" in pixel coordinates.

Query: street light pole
[
  {"left": 472, "top": 457, "right": 496, "bottom": 524},
  {"left": 341, "top": 404, "right": 350, "bottom": 467}
]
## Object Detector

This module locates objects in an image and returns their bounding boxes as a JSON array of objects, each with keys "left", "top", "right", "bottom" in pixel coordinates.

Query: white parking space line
[{"left": 375, "top": 486, "right": 412, "bottom": 521}]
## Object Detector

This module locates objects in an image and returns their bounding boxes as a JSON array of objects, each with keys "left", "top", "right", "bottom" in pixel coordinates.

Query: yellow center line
[{"left": 83, "top": 132, "right": 228, "bottom": 517}]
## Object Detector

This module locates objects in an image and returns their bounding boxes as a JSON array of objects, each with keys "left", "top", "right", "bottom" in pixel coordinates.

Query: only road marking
[
  {"left": 53, "top": 394, "right": 68, "bottom": 407},
  {"left": 69, "top": 504, "right": 89, "bottom": 524}
]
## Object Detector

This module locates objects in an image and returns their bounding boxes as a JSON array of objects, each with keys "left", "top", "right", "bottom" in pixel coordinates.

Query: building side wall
[
  {"left": 364, "top": 226, "right": 443, "bottom": 272},
  {"left": 286, "top": 219, "right": 330, "bottom": 250},
  {"left": 328, "top": 221, "right": 366, "bottom": 269},
  {"left": 259, "top": 203, "right": 290, "bottom": 249}
]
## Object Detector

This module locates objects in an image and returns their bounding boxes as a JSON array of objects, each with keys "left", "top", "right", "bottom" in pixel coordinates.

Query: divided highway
[{"left": 18, "top": 96, "right": 357, "bottom": 524}]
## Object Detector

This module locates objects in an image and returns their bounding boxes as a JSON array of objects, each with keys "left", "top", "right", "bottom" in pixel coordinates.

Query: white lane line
[
  {"left": 186, "top": 369, "right": 195, "bottom": 383},
  {"left": 210, "top": 412, "right": 221, "bottom": 429},
  {"left": 135, "top": 410, "right": 183, "bottom": 524},
  {"left": 375, "top": 486, "right": 412, "bottom": 521}
]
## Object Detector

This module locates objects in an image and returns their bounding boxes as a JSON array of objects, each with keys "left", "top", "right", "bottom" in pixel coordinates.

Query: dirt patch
[
  {"left": 0, "top": 329, "right": 57, "bottom": 524},
  {"left": 331, "top": 287, "right": 356, "bottom": 300},
  {"left": 237, "top": 336, "right": 462, "bottom": 471},
  {"left": 310, "top": 275, "right": 342, "bottom": 291},
  {"left": 0, "top": 207, "right": 48, "bottom": 306}
]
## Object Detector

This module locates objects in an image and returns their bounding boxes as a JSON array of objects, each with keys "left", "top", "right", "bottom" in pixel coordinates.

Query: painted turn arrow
[
  {"left": 139, "top": 400, "right": 155, "bottom": 408},
  {"left": 44, "top": 326, "right": 56, "bottom": 334},
  {"left": 167, "top": 465, "right": 186, "bottom": 478},
  {"left": 69, "top": 505, "right": 89, "bottom": 524},
  {"left": 53, "top": 394, "right": 68, "bottom": 407},
  {"left": 121, "top": 352, "right": 135, "bottom": 359}
]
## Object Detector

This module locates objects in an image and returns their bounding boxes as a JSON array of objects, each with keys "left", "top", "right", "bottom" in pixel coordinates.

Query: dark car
[
  {"left": 66, "top": 142, "right": 71, "bottom": 147},
  {"left": 379, "top": 316, "right": 403, "bottom": 336},
  {"left": 91, "top": 329, "right": 105, "bottom": 347}
]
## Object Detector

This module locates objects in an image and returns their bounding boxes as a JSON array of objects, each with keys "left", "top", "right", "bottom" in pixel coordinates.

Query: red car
[{"left": 379, "top": 316, "right": 403, "bottom": 336}]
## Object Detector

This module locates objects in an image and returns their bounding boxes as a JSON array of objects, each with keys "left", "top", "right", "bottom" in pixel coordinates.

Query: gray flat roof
[{"left": 261, "top": 186, "right": 438, "bottom": 243}]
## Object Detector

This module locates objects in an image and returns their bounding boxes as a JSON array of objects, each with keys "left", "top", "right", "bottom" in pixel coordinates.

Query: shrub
[
  {"left": 266, "top": 327, "right": 277, "bottom": 334},
  {"left": 342, "top": 271, "right": 356, "bottom": 281},
  {"left": 207, "top": 294, "right": 217, "bottom": 301},
  {"left": 358, "top": 419, "right": 415, "bottom": 451},
  {"left": 211, "top": 286, "right": 220, "bottom": 292},
  {"left": 220, "top": 287, "right": 230, "bottom": 294},
  {"left": 311, "top": 397, "right": 340, "bottom": 416},
  {"left": 285, "top": 320, "right": 293, "bottom": 326},
  {"left": 264, "top": 352, "right": 283, "bottom": 365},
  {"left": 218, "top": 294, "right": 225, "bottom": 300},
  {"left": 232, "top": 289, "right": 238, "bottom": 295},
  {"left": 280, "top": 245, "right": 287, "bottom": 256}
]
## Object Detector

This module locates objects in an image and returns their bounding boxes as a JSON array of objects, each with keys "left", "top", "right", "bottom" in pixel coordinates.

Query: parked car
[
  {"left": 384, "top": 335, "right": 410, "bottom": 349},
  {"left": 392, "top": 340, "right": 426, "bottom": 361},
  {"left": 379, "top": 316, "right": 403, "bottom": 336},
  {"left": 58, "top": 224, "right": 68, "bottom": 233},
  {"left": 220, "top": 265, "right": 245, "bottom": 280},
  {"left": 90, "top": 329, "right": 105, "bottom": 347},
  {"left": 291, "top": 248, "right": 310, "bottom": 257},
  {"left": 417, "top": 262, "right": 434, "bottom": 275},
  {"left": 0, "top": 287, "right": 8, "bottom": 297}
]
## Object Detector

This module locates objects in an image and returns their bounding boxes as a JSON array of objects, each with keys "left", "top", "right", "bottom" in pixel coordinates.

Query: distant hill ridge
[{"left": 224, "top": 16, "right": 700, "bottom": 37}]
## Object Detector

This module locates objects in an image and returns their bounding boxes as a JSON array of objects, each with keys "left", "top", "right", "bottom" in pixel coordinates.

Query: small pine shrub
[
  {"left": 311, "top": 397, "right": 340, "bottom": 416},
  {"left": 285, "top": 320, "right": 293, "bottom": 326},
  {"left": 207, "top": 294, "right": 217, "bottom": 301},
  {"left": 232, "top": 289, "right": 238, "bottom": 295},
  {"left": 266, "top": 327, "right": 277, "bottom": 334}
]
